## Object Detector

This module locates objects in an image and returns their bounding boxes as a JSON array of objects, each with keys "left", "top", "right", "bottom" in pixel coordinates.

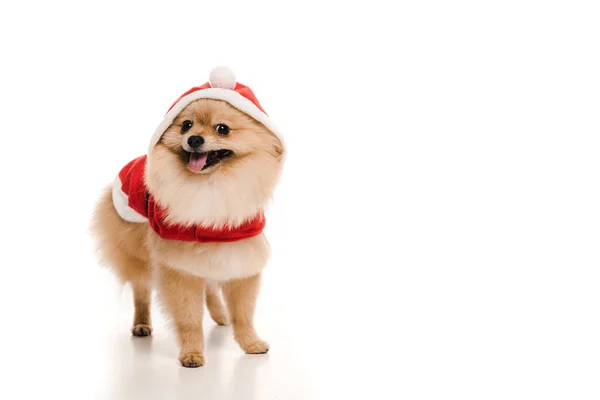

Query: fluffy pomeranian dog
[{"left": 91, "top": 67, "right": 285, "bottom": 367}]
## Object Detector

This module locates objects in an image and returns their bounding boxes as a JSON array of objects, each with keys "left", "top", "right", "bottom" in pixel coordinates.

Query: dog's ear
[{"left": 270, "top": 133, "right": 285, "bottom": 161}]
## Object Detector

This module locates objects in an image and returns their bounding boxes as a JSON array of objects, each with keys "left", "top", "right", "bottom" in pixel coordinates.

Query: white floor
[
  {"left": 1, "top": 243, "right": 325, "bottom": 400},
  {"left": 4, "top": 227, "right": 600, "bottom": 400},
  {"left": 80, "top": 276, "right": 321, "bottom": 400}
]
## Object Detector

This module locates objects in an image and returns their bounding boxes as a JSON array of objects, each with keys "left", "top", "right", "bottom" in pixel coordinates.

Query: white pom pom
[{"left": 209, "top": 66, "right": 236, "bottom": 89}]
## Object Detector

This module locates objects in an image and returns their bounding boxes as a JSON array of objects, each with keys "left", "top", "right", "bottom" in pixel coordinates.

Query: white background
[{"left": 1, "top": 1, "right": 599, "bottom": 399}]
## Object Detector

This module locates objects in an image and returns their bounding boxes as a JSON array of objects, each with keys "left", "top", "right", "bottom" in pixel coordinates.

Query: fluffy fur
[{"left": 91, "top": 99, "right": 284, "bottom": 367}]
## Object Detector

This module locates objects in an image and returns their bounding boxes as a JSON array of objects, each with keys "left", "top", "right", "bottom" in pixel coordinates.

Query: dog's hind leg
[
  {"left": 122, "top": 258, "right": 153, "bottom": 337},
  {"left": 206, "top": 281, "right": 228, "bottom": 326}
]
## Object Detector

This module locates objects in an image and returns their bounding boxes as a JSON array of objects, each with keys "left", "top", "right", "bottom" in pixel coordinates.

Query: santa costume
[{"left": 111, "top": 66, "right": 282, "bottom": 243}]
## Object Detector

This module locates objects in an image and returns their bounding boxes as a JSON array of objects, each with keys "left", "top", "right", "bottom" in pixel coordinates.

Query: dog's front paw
[
  {"left": 132, "top": 324, "right": 152, "bottom": 337},
  {"left": 179, "top": 351, "right": 205, "bottom": 368},
  {"left": 243, "top": 340, "right": 270, "bottom": 354}
]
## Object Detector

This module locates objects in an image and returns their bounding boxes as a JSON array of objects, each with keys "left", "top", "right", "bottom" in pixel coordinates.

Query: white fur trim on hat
[{"left": 147, "top": 70, "right": 285, "bottom": 155}]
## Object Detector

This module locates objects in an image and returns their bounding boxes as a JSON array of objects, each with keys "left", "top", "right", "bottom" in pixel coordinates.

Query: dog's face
[
  {"left": 158, "top": 99, "right": 283, "bottom": 175},
  {"left": 147, "top": 99, "right": 284, "bottom": 226}
]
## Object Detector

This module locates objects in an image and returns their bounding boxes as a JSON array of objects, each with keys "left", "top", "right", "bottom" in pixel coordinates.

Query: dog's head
[
  {"left": 158, "top": 98, "right": 283, "bottom": 175},
  {"left": 147, "top": 98, "right": 285, "bottom": 227}
]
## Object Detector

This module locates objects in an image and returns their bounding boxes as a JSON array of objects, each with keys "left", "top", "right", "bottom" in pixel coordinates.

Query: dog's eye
[
  {"left": 215, "top": 124, "right": 230, "bottom": 136},
  {"left": 181, "top": 120, "right": 193, "bottom": 133}
]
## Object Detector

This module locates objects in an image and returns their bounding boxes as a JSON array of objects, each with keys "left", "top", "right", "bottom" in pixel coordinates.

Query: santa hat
[{"left": 148, "top": 66, "right": 284, "bottom": 154}]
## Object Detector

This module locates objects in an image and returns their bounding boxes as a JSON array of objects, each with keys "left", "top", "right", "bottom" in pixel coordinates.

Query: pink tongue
[{"left": 188, "top": 152, "right": 208, "bottom": 172}]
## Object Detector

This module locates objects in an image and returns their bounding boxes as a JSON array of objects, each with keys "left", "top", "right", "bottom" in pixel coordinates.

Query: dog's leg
[
  {"left": 116, "top": 256, "right": 153, "bottom": 337},
  {"left": 222, "top": 274, "right": 269, "bottom": 354},
  {"left": 131, "top": 277, "right": 153, "bottom": 337},
  {"left": 158, "top": 265, "right": 206, "bottom": 367},
  {"left": 206, "top": 282, "right": 228, "bottom": 326}
]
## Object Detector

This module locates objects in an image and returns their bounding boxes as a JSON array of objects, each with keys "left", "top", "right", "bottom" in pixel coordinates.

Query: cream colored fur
[{"left": 91, "top": 99, "right": 284, "bottom": 367}]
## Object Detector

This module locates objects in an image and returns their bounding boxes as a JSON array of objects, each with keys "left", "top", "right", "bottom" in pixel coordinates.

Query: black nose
[{"left": 187, "top": 135, "right": 205, "bottom": 149}]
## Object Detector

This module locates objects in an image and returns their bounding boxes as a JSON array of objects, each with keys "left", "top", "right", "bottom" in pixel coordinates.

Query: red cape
[{"left": 117, "top": 156, "right": 266, "bottom": 243}]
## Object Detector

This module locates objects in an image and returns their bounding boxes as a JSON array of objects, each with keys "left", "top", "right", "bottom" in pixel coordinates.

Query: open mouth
[{"left": 185, "top": 149, "right": 234, "bottom": 173}]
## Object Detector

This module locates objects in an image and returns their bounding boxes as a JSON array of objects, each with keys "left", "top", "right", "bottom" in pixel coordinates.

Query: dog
[{"left": 90, "top": 67, "right": 285, "bottom": 367}]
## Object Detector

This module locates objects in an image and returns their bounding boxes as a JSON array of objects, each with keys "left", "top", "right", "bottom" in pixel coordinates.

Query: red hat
[{"left": 148, "top": 66, "right": 283, "bottom": 154}]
